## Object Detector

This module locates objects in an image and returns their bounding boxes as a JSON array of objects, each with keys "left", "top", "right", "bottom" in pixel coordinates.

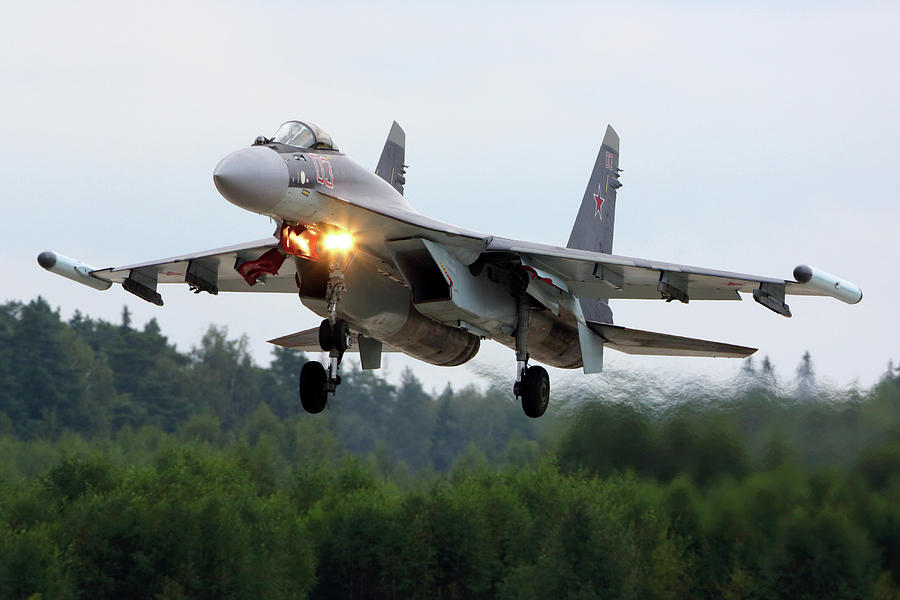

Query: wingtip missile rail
[
  {"left": 793, "top": 264, "right": 862, "bottom": 304},
  {"left": 37, "top": 251, "right": 112, "bottom": 291}
]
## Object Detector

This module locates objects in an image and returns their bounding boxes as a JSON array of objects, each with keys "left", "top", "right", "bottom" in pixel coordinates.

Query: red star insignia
[{"left": 594, "top": 193, "right": 603, "bottom": 216}]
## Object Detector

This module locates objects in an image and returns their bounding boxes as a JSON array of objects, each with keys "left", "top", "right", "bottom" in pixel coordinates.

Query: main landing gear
[
  {"left": 513, "top": 294, "right": 550, "bottom": 418},
  {"left": 299, "top": 252, "right": 351, "bottom": 414}
]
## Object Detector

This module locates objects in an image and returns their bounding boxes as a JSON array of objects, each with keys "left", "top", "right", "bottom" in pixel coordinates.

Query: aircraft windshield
[
  {"left": 272, "top": 121, "right": 337, "bottom": 150},
  {"left": 273, "top": 122, "right": 316, "bottom": 148}
]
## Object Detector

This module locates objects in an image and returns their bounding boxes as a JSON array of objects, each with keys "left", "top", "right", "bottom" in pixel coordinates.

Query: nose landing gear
[
  {"left": 299, "top": 251, "right": 352, "bottom": 414},
  {"left": 513, "top": 294, "right": 551, "bottom": 418},
  {"left": 299, "top": 317, "right": 351, "bottom": 413}
]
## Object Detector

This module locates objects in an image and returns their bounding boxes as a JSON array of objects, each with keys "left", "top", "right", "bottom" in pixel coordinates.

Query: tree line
[{"left": 0, "top": 297, "right": 898, "bottom": 598}]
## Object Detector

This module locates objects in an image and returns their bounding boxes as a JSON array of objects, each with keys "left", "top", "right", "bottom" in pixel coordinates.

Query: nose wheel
[
  {"left": 299, "top": 317, "right": 352, "bottom": 413},
  {"left": 299, "top": 361, "right": 328, "bottom": 414},
  {"left": 317, "top": 318, "right": 351, "bottom": 353}
]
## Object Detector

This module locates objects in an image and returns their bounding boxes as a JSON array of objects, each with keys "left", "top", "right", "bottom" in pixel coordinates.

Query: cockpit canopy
[{"left": 271, "top": 121, "right": 338, "bottom": 151}]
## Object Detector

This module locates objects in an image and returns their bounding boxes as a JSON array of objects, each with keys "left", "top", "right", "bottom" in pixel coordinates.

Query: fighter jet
[{"left": 38, "top": 121, "right": 863, "bottom": 417}]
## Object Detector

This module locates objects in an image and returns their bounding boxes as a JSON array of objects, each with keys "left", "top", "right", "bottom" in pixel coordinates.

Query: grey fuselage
[{"left": 214, "top": 141, "right": 583, "bottom": 369}]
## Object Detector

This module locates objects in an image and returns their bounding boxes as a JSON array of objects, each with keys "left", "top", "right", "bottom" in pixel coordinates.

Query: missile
[
  {"left": 793, "top": 264, "right": 862, "bottom": 304},
  {"left": 37, "top": 251, "right": 112, "bottom": 291}
]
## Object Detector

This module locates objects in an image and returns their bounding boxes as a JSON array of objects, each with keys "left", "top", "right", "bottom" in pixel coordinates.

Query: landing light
[
  {"left": 323, "top": 232, "right": 353, "bottom": 252},
  {"left": 280, "top": 223, "right": 320, "bottom": 259}
]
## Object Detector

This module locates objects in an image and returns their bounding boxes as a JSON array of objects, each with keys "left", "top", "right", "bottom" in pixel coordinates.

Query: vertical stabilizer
[
  {"left": 566, "top": 125, "right": 620, "bottom": 254},
  {"left": 375, "top": 121, "right": 407, "bottom": 195},
  {"left": 566, "top": 125, "right": 621, "bottom": 324}
]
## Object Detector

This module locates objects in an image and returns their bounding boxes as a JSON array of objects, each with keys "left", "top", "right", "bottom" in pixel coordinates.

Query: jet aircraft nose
[{"left": 213, "top": 146, "right": 289, "bottom": 213}]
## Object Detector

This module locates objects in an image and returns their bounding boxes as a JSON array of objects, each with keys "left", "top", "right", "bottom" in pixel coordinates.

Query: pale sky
[{"left": 2, "top": 1, "right": 897, "bottom": 393}]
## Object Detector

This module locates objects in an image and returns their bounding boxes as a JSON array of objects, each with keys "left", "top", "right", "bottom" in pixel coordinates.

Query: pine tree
[
  {"left": 267, "top": 346, "right": 305, "bottom": 417},
  {"left": 390, "top": 368, "right": 436, "bottom": 469},
  {"left": 885, "top": 359, "right": 899, "bottom": 386},
  {"left": 120, "top": 305, "right": 132, "bottom": 330},
  {"left": 795, "top": 350, "right": 817, "bottom": 400},
  {"left": 431, "top": 388, "right": 465, "bottom": 471},
  {"left": 742, "top": 357, "right": 756, "bottom": 375},
  {"left": 761, "top": 355, "right": 776, "bottom": 388}
]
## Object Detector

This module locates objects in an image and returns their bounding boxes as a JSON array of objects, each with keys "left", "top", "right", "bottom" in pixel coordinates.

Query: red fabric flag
[{"left": 237, "top": 248, "right": 286, "bottom": 286}]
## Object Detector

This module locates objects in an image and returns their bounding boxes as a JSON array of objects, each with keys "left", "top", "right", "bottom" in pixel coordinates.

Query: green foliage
[
  {"left": 1, "top": 298, "right": 899, "bottom": 598},
  {"left": 0, "top": 300, "right": 545, "bottom": 472},
  {"left": 1, "top": 448, "right": 316, "bottom": 599},
  {"left": 0, "top": 424, "right": 898, "bottom": 598}
]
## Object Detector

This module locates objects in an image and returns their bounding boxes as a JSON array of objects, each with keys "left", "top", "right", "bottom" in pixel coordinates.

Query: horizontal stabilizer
[
  {"left": 268, "top": 327, "right": 400, "bottom": 353},
  {"left": 588, "top": 322, "right": 756, "bottom": 358}
]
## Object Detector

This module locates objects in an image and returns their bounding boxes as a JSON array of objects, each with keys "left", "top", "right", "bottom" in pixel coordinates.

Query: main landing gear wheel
[
  {"left": 299, "top": 361, "right": 328, "bottom": 414},
  {"left": 512, "top": 292, "right": 550, "bottom": 418},
  {"left": 520, "top": 365, "right": 550, "bottom": 418}
]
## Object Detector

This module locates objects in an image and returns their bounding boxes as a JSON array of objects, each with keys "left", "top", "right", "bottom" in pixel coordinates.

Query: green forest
[{"left": 1, "top": 297, "right": 898, "bottom": 599}]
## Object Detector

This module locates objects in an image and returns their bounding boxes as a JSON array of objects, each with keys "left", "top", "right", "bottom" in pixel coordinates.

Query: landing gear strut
[
  {"left": 513, "top": 294, "right": 550, "bottom": 418},
  {"left": 299, "top": 252, "right": 351, "bottom": 414}
]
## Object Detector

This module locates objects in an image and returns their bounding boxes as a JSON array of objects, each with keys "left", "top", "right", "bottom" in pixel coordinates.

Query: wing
[
  {"left": 88, "top": 238, "right": 298, "bottom": 305},
  {"left": 487, "top": 236, "right": 837, "bottom": 305}
]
